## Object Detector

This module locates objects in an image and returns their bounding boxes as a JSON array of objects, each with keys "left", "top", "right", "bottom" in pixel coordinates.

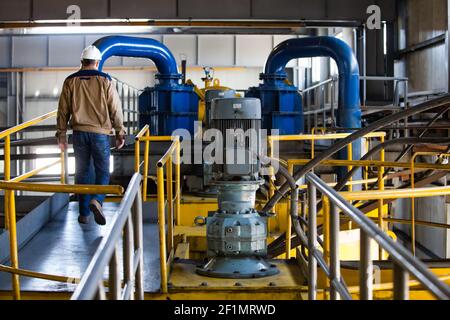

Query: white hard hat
[{"left": 81, "top": 45, "right": 102, "bottom": 61}]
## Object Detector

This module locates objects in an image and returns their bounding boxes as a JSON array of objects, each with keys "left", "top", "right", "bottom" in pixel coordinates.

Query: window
[{"left": 35, "top": 147, "right": 114, "bottom": 175}]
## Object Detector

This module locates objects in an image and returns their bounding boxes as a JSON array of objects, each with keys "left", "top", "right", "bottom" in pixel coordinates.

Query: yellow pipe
[
  {"left": 175, "top": 140, "right": 181, "bottom": 226},
  {"left": 11, "top": 159, "right": 61, "bottom": 183},
  {"left": 157, "top": 166, "right": 168, "bottom": 294},
  {"left": 0, "top": 110, "right": 57, "bottom": 139},
  {"left": 0, "top": 181, "right": 123, "bottom": 194},
  {"left": 142, "top": 130, "right": 150, "bottom": 201}
]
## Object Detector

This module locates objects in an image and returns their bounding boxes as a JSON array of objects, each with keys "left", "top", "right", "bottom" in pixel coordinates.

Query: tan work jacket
[{"left": 56, "top": 68, "right": 126, "bottom": 141}]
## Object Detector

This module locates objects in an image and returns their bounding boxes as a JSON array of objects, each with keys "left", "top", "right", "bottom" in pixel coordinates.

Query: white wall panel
[
  {"left": 49, "top": 35, "right": 85, "bottom": 67},
  {"left": 0, "top": 37, "right": 11, "bottom": 68},
  {"left": 12, "top": 36, "right": 48, "bottom": 67},
  {"left": 198, "top": 35, "right": 235, "bottom": 67},
  {"left": 236, "top": 35, "right": 272, "bottom": 67},
  {"left": 163, "top": 35, "right": 197, "bottom": 65}
]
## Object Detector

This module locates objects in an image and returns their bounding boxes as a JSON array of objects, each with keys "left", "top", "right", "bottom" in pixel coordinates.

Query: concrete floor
[{"left": 0, "top": 201, "right": 161, "bottom": 293}]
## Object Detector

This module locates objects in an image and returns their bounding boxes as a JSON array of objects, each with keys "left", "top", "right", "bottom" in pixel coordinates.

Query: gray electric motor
[{"left": 196, "top": 97, "right": 279, "bottom": 279}]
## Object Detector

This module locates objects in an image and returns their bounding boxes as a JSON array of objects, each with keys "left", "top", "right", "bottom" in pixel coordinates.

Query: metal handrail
[
  {"left": 71, "top": 173, "right": 144, "bottom": 300},
  {"left": 0, "top": 109, "right": 63, "bottom": 300},
  {"left": 302, "top": 75, "right": 410, "bottom": 132},
  {"left": 155, "top": 138, "right": 181, "bottom": 294},
  {"left": 306, "top": 172, "right": 450, "bottom": 300}
]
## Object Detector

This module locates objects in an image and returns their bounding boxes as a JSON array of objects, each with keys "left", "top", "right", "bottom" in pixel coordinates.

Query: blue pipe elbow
[
  {"left": 263, "top": 36, "right": 362, "bottom": 184},
  {"left": 263, "top": 36, "right": 361, "bottom": 132},
  {"left": 92, "top": 35, "right": 181, "bottom": 84}
]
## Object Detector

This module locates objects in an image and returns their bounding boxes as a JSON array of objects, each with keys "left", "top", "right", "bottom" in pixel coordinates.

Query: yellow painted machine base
[{"left": 156, "top": 260, "right": 307, "bottom": 300}]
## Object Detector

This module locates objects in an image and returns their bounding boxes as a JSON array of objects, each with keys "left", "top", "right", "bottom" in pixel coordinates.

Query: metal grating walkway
[{"left": 0, "top": 201, "right": 161, "bottom": 293}]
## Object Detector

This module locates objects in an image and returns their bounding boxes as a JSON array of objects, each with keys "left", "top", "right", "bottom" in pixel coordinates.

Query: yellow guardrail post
[
  {"left": 143, "top": 130, "right": 150, "bottom": 201},
  {"left": 268, "top": 137, "right": 274, "bottom": 233},
  {"left": 322, "top": 196, "right": 330, "bottom": 300},
  {"left": 4, "top": 134, "right": 20, "bottom": 299},
  {"left": 347, "top": 144, "right": 353, "bottom": 193},
  {"left": 60, "top": 150, "right": 66, "bottom": 184},
  {"left": 157, "top": 166, "right": 168, "bottom": 294},
  {"left": 134, "top": 136, "right": 140, "bottom": 173},
  {"left": 378, "top": 135, "right": 385, "bottom": 259},
  {"left": 285, "top": 162, "right": 294, "bottom": 259},
  {"left": 167, "top": 155, "right": 174, "bottom": 255},
  {"left": 409, "top": 152, "right": 450, "bottom": 256},
  {"left": 364, "top": 138, "right": 370, "bottom": 190},
  {"left": 175, "top": 139, "right": 181, "bottom": 226}
]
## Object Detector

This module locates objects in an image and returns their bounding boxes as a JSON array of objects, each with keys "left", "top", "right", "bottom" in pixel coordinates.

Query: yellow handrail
[
  {"left": 287, "top": 158, "right": 450, "bottom": 172},
  {"left": 340, "top": 185, "right": 450, "bottom": 201},
  {"left": 155, "top": 138, "right": 181, "bottom": 294},
  {"left": 0, "top": 109, "right": 60, "bottom": 300},
  {"left": 0, "top": 108, "right": 128, "bottom": 300},
  {"left": 0, "top": 110, "right": 57, "bottom": 139},
  {"left": 0, "top": 181, "right": 124, "bottom": 194},
  {"left": 11, "top": 159, "right": 61, "bottom": 183}
]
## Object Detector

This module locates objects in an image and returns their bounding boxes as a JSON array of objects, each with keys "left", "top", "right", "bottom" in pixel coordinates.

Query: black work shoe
[
  {"left": 89, "top": 199, "right": 106, "bottom": 225},
  {"left": 78, "top": 215, "right": 89, "bottom": 224}
]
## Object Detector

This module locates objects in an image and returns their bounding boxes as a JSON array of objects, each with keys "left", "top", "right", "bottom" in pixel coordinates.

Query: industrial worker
[{"left": 56, "top": 45, "right": 126, "bottom": 225}]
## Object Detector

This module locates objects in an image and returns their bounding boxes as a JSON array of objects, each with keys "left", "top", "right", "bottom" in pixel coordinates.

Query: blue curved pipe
[
  {"left": 92, "top": 35, "right": 181, "bottom": 83},
  {"left": 264, "top": 36, "right": 361, "bottom": 131}
]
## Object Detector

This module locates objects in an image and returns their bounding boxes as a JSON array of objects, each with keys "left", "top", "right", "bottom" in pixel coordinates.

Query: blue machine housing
[
  {"left": 93, "top": 35, "right": 198, "bottom": 136},
  {"left": 246, "top": 75, "right": 303, "bottom": 135},
  {"left": 138, "top": 78, "right": 198, "bottom": 135}
]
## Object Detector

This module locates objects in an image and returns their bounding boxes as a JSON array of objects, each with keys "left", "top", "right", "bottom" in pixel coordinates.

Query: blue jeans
[{"left": 73, "top": 131, "right": 111, "bottom": 217}]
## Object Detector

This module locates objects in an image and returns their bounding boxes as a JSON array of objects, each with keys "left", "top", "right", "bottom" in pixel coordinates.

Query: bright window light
[
  {"left": 24, "top": 25, "right": 153, "bottom": 35},
  {"left": 35, "top": 147, "right": 114, "bottom": 175},
  {"left": 312, "top": 57, "right": 321, "bottom": 83}
]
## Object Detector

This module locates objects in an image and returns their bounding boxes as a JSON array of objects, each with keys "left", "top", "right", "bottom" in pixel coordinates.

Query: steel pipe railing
[
  {"left": 155, "top": 137, "right": 181, "bottom": 294},
  {"left": 306, "top": 172, "right": 450, "bottom": 300},
  {"left": 71, "top": 173, "right": 144, "bottom": 300}
]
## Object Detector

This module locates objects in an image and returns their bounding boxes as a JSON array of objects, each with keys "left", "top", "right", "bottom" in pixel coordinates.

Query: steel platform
[{"left": 0, "top": 200, "right": 161, "bottom": 296}]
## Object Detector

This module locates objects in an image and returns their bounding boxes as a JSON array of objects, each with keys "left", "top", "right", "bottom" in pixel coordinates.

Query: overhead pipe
[{"left": 92, "top": 35, "right": 181, "bottom": 85}]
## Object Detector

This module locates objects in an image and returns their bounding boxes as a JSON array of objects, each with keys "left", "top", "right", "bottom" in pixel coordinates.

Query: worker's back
[{"left": 58, "top": 69, "right": 123, "bottom": 137}]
